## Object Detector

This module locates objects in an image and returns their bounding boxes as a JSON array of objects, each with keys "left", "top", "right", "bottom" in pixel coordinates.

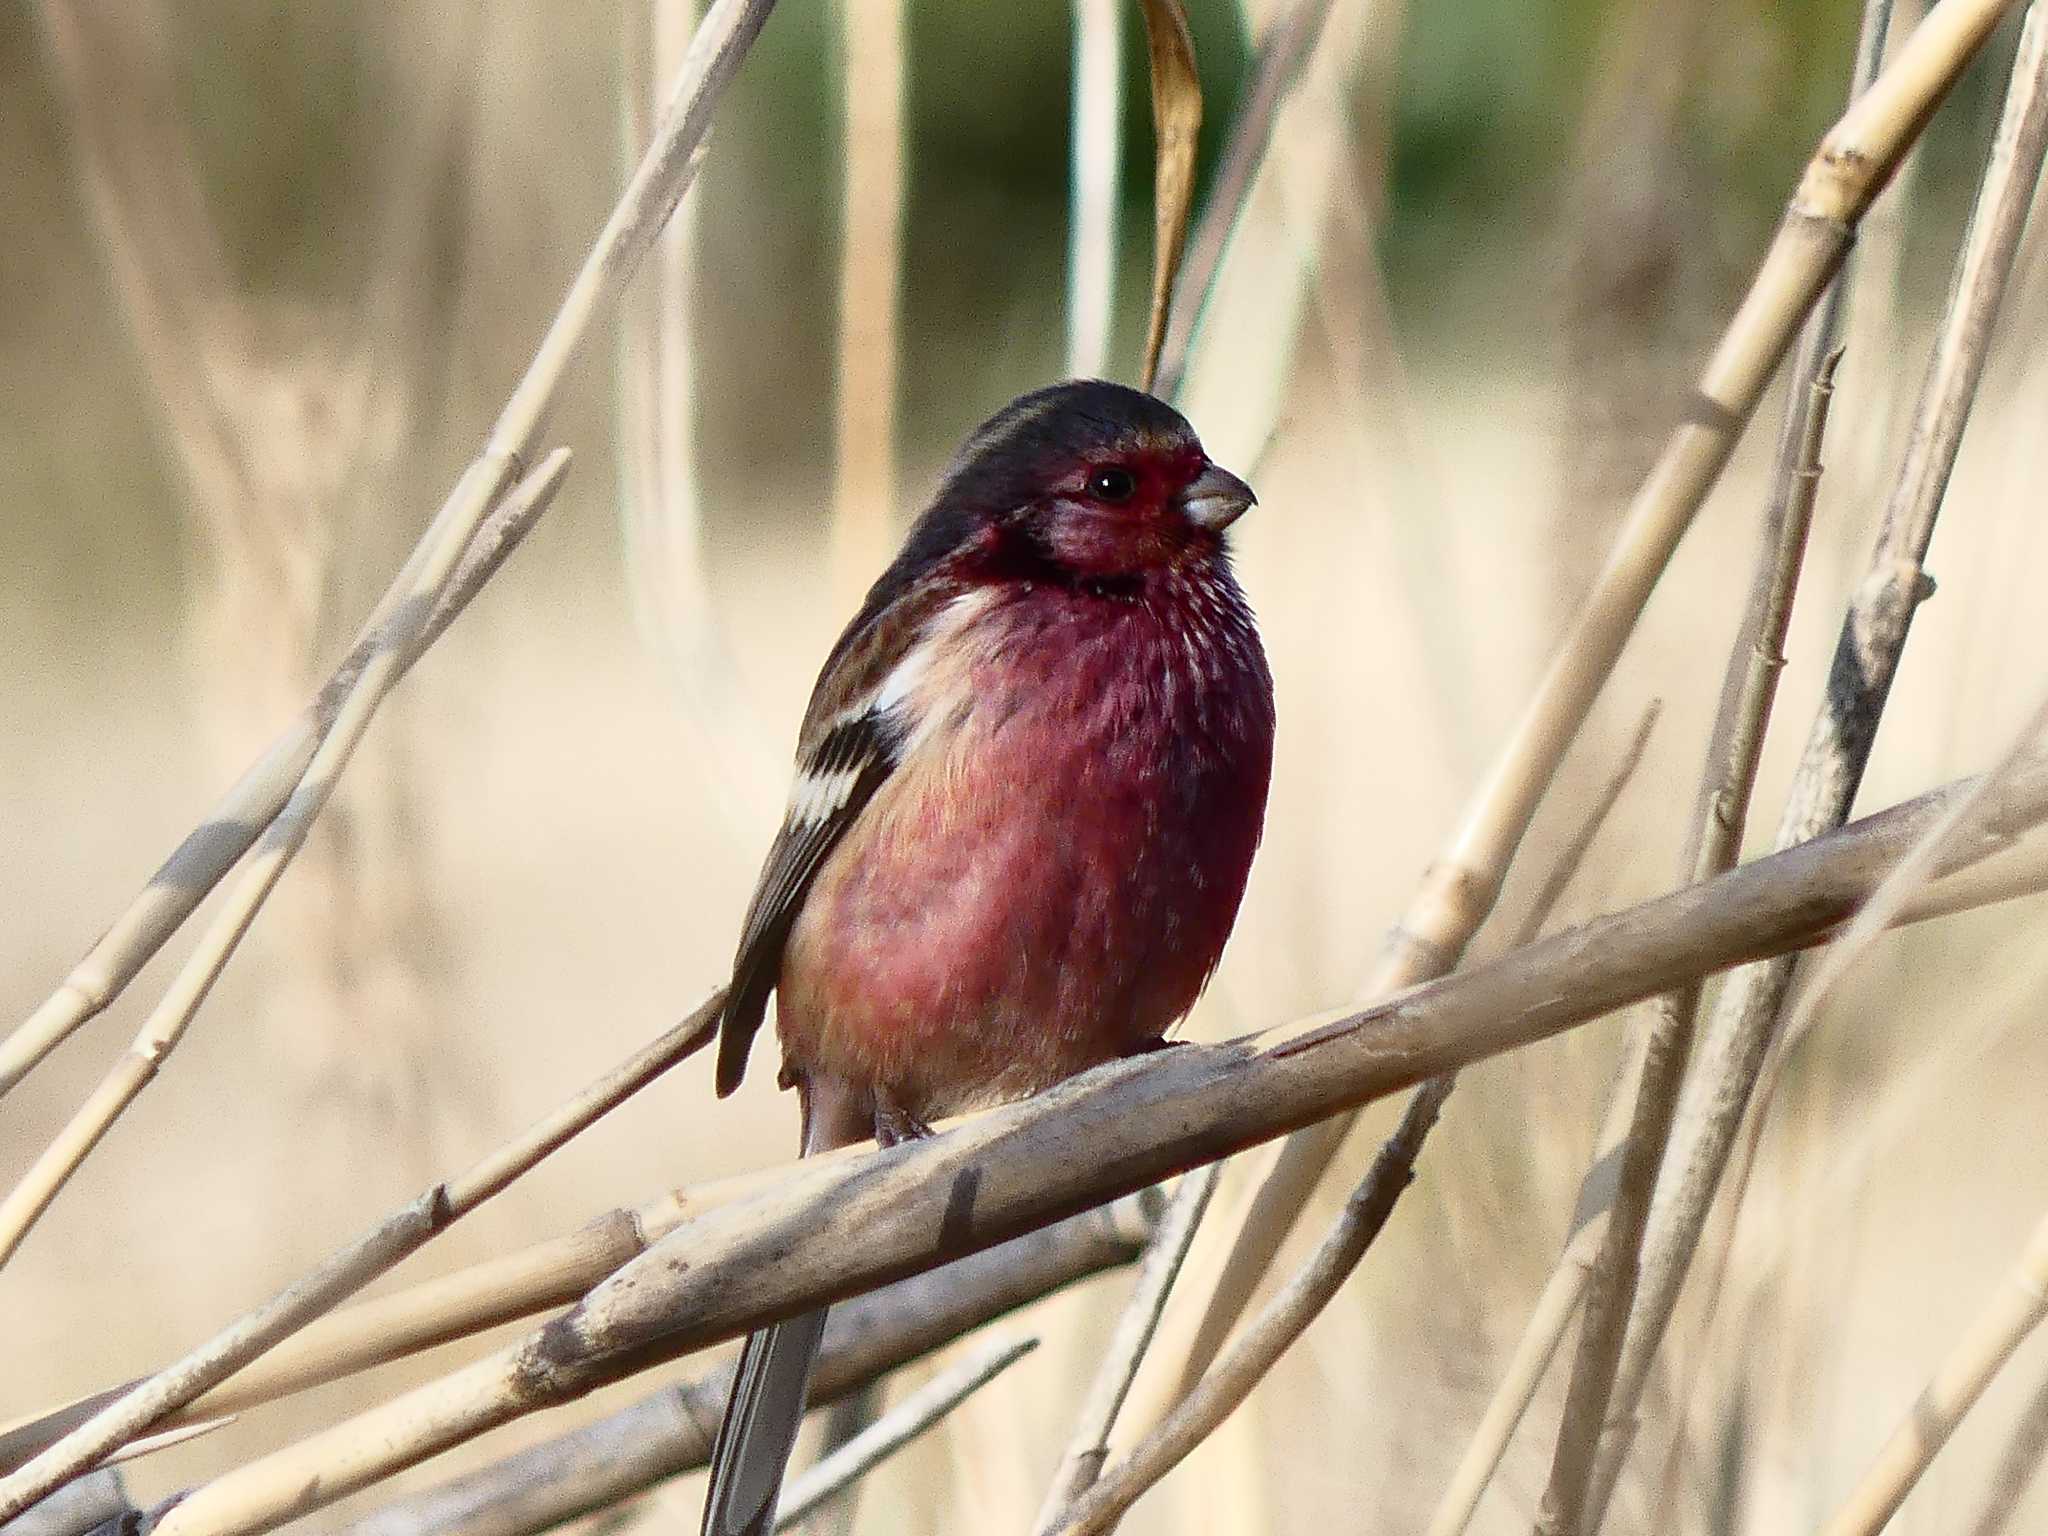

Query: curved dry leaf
[{"left": 1134, "top": 0, "right": 1202, "bottom": 392}]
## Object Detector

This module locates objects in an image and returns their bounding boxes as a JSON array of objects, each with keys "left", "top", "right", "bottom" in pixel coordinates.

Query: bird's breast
[{"left": 777, "top": 565, "right": 1274, "bottom": 1119}]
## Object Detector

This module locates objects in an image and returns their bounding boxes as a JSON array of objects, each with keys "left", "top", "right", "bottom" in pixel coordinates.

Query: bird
[{"left": 699, "top": 378, "right": 1275, "bottom": 1536}]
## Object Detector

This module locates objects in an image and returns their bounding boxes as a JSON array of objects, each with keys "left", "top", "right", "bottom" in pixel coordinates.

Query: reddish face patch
[{"left": 1032, "top": 440, "right": 1219, "bottom": 579}]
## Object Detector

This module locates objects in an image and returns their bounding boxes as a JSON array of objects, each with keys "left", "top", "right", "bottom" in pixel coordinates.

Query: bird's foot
[{"left": 873, "top": 1094, "right": 934, "bottom": 1148}]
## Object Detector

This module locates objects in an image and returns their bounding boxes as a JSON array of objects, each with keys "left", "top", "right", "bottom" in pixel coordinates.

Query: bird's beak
[{"left": 1179, "top": 462, "right": 1257, "bottom": 531}]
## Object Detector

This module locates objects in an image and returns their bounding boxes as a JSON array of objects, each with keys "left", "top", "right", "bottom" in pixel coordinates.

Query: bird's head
[{"left": 923, "top": 380, "right": 1256, "bottom": 585}]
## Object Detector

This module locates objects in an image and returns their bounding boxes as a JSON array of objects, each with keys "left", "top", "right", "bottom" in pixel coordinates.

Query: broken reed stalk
[
  {"left": 1588, "top": 10, "right": 2048, "bottom": 1520},
  {"left": 1533, "top": 348, "right": 1849, "bottom": 1536},
  {"left": 105, "top": 761, "right": 2048, "bottom": 1536},
  {"left": 0, "top": 999, "right": 720, "bottom": 1524},
  {"left": 1118, "top": 0, "right": 2022, "bottom": 1454},
  {"left": 0, "top": 0, "right": 777, "bottom": 1110}
]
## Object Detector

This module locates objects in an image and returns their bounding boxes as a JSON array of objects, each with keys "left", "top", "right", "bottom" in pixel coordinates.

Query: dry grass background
[{"left": 5, "top": 1, "right": 2048, "bottom": 1532}]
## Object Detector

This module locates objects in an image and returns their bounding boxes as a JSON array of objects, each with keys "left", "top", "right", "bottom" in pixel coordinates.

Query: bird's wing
[{"left": 714, "top": 592, "right": 943, "bottom": 1097}]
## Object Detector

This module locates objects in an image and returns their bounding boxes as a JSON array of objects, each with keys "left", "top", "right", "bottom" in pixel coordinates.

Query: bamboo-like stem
[
  {"left": 828, "top": 0, "right": 905, "bottom": 601},
  {"left": 1534, "top": 347, "right": 1849, "bottom": 1536},
  {"left": 1590, "top": 12, "right": 2048, "bottom": 1520},
  {"left": 1032, "top": 1167, "right": 1220, "bottom": 1531},
  {"left": 1041, "top": 1078, "right": 1453, "bottom": 1536},
  {"left": 111, "top": 761, "right": 2048, "bottom": 1536},
  {"left": 0, "top": 0, "right": 777, "bottom": 1104},
  {"left": 0, "top": 996, "right": 720, "bottom": 1523},
  {"left": 1117, "top": 0, "right": 2020, "bottom": 1445},
  {"left": 333, "top": 1200, "right": 1156, "bottom": 1536},
  {"left": 1066, "top": 0, "right": 1123, "bottom": 379},
  {"left": 1814, "top": 1202, "right": 2048, "bottom": 1536},
  {"left": 774, "top": 1335, "right": 1038, "bottom": 1530}
]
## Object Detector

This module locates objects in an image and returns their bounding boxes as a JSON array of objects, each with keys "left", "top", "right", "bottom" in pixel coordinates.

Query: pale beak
[{"left": 1179, "top": 462, "right": 1257, "bottom": 531}]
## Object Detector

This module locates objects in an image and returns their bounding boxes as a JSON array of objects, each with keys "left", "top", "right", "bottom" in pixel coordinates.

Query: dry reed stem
[
  {"left": 1591, "top": 12, "right": 2048, "bottom": 1518},
  {"left": 1127, "top": 0, "right": 2024, "bottom": 1454},
  {"left": 0, "top": 445, "right": 565, "bottom": 1102},
  {"left": 1892, "top": 833, "right": 2048, "bottom": 919},
  {"left": 1814, "top": 1201, "right": 2048, "bottom": 1536},
  {"left": 0, "top": 0, "right": 776, "bottom": 1104},
  {"left": 110, "top": 762, "right": 2048, "bottom": 1536},
  {"left": 331, "top": 1200, "right": 1155, "bottom": 1536},
  {"left": 828, "top": 0, "right": 906, "bottom": 601},
  {"left": 0, "top": 443, "right": 569, "bottom": 1270},
  {"left": 1535, "top": 348, "right": 1850, "bottom": 1536},
  {"left": 0, "top": 996, "right": 720, "bottom": 1523},
  {"left": 1032, "top": 1166, "right": 1221, "bottom": 1530},
  {"left": 1134, "top": 0, "right": 1201, "bottom": 390},
  {"left": 1045, "top": 1077, "right": 1451, "bottom": 1536},
  {"left": 1645, "top": 684, "right": 2048, "bottom": 1532},
  {"left": 1153, "top": 0, "right": 1341, "bottom": 401},
  {"left": 1066, "top": 0, "right": 1124, "bottom": 379},
  {"left": 1961, "top": 1364, "right": 2048, "bottom": 1536},
  {"left": 774, "top": 1334, "right": 1038, "bottom": 1530},
  {"left": 617, "top": 2, "right": 780, "bottom": 822}
]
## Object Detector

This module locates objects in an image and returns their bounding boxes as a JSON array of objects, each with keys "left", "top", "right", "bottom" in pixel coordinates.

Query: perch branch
[
  {"left": 331, "top": 1199, "right": 1154, "bottom": 1536},
  {"left": 112, "top": 759, "right": 2048, "bottom": 1536}
]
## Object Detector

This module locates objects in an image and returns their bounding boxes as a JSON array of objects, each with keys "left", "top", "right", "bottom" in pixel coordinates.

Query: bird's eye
[{"left": 1087, "top": 466, "right": 1137, "bottom": 503}]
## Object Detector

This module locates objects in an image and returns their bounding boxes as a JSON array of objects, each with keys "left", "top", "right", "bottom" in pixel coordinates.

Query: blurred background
[{"left": 5, "top": 0, "right": 2048, "bottom": 1532}]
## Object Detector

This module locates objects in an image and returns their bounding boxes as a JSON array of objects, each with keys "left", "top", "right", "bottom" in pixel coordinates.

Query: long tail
[
  {"left": 700, "top": 1083, "right": 868, "bottom": 1536},
  {"left": 700, "top": 1309, "right": 831, "bottom": 1536}
]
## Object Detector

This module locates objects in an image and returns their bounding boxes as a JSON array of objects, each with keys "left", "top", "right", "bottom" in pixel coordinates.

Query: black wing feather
[{"left": 714, "top": 711, "right": 902, "bottom": 1096}]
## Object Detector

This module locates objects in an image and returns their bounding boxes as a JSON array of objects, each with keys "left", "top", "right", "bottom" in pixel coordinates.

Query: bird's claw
[{"left": 873, "top": 1096, "right": 934, "bottom": 1148}]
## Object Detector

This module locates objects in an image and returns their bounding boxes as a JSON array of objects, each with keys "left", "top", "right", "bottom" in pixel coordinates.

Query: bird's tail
[
  {"left": 699, "top": 1081, "right": 868, "bottom": 1536},
  {"left": 700, "top": 1308, "right": 831, "bottom": 1536}
]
